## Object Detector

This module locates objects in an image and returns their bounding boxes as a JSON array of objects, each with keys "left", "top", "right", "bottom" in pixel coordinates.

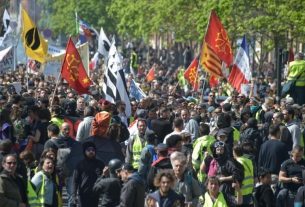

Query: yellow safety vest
[
  {"left": 132, "top": 135, "right": 145, "bottom": 169},
  {"left": 36, "top": 173, "right": 46, "bottom": 206},
  {"left": 36, "top": 173, "right": 62, "bottom": 207},
  {"left": 233, "top": 127, "right": 240, "bottom": 143},
  {"left": 27, "top": 180, "right": 41, "bottom": 207},
  {"left": 236, "top": 156, "right": 254, "bottom": 196},
  {"left": 203, "top": 192, "right": 228, "bottom": 207},
  {"left": 192, "top": 135, "right": 215, "bottom": 182},
  {"left": 288, "top": 60, "right": 305, "bottom": 86}
]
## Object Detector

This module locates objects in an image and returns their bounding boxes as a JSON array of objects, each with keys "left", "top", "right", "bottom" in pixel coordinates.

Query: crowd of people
[{"left": 1, "top": 49, "right": 305, "bottom": 207}]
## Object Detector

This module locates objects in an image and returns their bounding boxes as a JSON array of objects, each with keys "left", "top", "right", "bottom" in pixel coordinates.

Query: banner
[
  {"left": 44, "top": 42, "right": 89, "bottom": 72},
  {"left": 0, "top": 46, "right": 13, "bottom": 72},
  {"left": 43, "top": 61, "right": 61, "bottom": 77}
]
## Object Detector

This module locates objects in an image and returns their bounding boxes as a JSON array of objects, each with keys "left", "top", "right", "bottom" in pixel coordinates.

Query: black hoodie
[
  {"left": 72, "top": 142, "right": 105, "bottom": 200},
  {"left": 204, "top": 142, "right": 244, "bottom": 196}
]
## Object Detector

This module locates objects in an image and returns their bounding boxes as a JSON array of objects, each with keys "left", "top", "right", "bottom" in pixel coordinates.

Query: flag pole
[
  {"left": 50, "top": 36, "right": 72, "bottom": 108},
  {"left": 49, "top": 71, "right": 61, "bottom": 108},
  {"left": 198, "top": 11, "right": 213, "bottom": 103},
  {"left": 75, "top": 10, "right": 78, "bottom": 35}
]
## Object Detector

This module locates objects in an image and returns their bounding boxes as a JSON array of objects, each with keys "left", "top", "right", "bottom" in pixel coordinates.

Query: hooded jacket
[
  {"left": 72, "top": 143, "right": 105, "bottom": 200},
  {"left": 119, "top": 172, "right": 145, "bottom": 207},
  {"left": 205, "top": 142, "right": 244, "bottom": 196}
]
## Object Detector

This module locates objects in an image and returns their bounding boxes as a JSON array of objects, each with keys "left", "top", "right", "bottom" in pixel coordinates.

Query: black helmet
[{"left": 108, "top": 159, "right": 123, "bottom": 174}]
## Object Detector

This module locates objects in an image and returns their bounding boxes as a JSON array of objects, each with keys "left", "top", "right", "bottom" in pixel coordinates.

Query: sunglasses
[{"left": 6, "top": 161, "right": 17, "bottom": 165}]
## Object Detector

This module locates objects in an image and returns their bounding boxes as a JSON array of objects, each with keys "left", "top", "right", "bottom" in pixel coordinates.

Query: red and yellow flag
[
  {"left": 61, "top": 38, "right": 92, "bottom": 94},
  {"left": 184, "top": 57, "right": 199, "bottom": 91},
  {"left": 201, "top": 43, "right": 223, "bottom": 77},
  {"left": 200, "top": 10, "right": 233, "bottom": 78},
  {"left": 146, "top": 66, "right": 155, "bottom": 82}
]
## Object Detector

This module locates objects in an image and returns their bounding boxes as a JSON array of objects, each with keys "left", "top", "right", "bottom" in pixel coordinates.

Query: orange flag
[
  {"left": 200, "top": 10, "right": 233, "bottom": 78},
  {"left": 184, "top": 57, "right": 199, "bottom": 91},
  {"left": 146, "top": 66, "right": 155, "bottom": 82},
  {"left": 61, "top": 38, "right": 92, "bottom": 94}
]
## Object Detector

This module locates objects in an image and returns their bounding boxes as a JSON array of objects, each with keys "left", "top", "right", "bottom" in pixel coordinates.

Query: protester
[
  {"left": 146, "top": 169, "right": 185, "bottom": 207},
  {"left": 126, "top": 118, "right": 148, "bottom": 170},
  {"left": 277, "top": 145, "right": 305, "bottom": 207},
  {"left": 254, "top": 168, "right": 275, "bottom": 207},
  {"left": 76, "top": 106, "right": 95, "bottom": 142},
  {"left": 93, "top": 159, "right": 123, "bottom": 207},
  {"left": 170, "top": 151, "right": 202, "bottom": 206},
  {"left": 31, "top": 156, "right": 60, "bottom": 207},
  {"left": 72, "top": 141, "right": 105, "bottom": 207},
  {"left": 287, "top": 52, "right": 305, "bottom": 105},
  {"left": 203, "top": 176, "right": 242, "bottom": 206},
  {"left": 0, "top": 154, "right": 28, "bottom": 207},
  {"left": 119, "top": 163, "right": 145, "bottom": 207}
]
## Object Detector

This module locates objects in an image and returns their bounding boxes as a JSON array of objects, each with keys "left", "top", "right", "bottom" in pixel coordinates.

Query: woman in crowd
[
  {"left": 31, "top": 156, "right": 61, "bottom": 207},
  {"left": 203, "top": 176, "right": 242, "bottom": 206}
]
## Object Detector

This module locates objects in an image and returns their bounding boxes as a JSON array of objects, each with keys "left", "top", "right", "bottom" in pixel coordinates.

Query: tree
[{"left": 37, "top": 0, "right": 116, "bottom": 36}]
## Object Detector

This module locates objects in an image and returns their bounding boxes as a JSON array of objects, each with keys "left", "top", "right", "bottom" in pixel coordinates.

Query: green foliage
[
  {"left": 37, "top": 0, "right": 116, "bottom": 36},
  {"left": 38, "top": 0, "right": 305, "bottom": 54}
]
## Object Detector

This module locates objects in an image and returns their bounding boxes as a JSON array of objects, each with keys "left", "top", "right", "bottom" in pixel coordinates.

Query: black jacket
[
  {"left": 151, "top": 118, "right": 172, "bottom": 142},
  {"left": 93, "top": 176, "right": 122, "bottom": 207},
  {"left": 254, "top": 184, "right": 275, "bottom": 207},
  {"left": 72, "top": 158, "right": 105, "bottom": 197},
  {"left": 120, "top": 172, "right": 145, "bottom": 207}
]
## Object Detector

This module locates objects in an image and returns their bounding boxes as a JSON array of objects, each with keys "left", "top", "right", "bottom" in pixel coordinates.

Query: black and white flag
[
  {"left": 0, "top": 9, "right": 12, "bottom": 46},
  {"left": 98, "top": 27, "right": 111, "bottom": 59},
  {"left": 102, "top": 39, "right": 131, "bottom": 117}
]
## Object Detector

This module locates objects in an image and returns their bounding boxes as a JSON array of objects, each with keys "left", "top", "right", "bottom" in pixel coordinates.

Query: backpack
[
  {"left": 53, "top": 139, "right": 83, "bottom": 177},
  {"left": 90, "top": 111, "right": 111, "bottom": 137}
]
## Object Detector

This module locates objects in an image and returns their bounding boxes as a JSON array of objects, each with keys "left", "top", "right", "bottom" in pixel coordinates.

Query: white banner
[
  {"left": 0, "top": 46, "right": 13, "bottom": 72},
  {"left": 43, "top": 61, "right": 61, "bottom": 77}
]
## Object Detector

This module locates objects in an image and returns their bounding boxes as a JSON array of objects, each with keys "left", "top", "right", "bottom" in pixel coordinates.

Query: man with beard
[{"left": 72, "top": 142, "right": 105, "bottom": 207}]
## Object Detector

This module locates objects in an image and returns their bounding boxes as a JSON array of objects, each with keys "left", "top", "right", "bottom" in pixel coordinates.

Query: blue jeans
[{"left": 65, "top": 176, "right": 74, "bottom": 207}]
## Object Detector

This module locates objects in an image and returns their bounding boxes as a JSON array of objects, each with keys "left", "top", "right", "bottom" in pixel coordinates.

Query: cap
[
  {"left": 121, "top": 163, "right": 135, "bottom": 172},
  {"left": 156, "top": 143, "right": 168, "bottom": 152}
]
